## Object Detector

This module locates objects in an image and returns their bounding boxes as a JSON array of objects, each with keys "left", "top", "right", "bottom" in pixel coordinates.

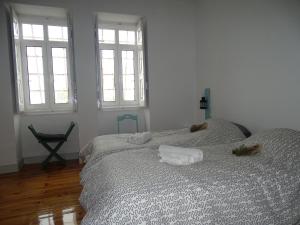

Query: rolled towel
[
  {"left": 159, "top": 145, "right": 203, "bottom": 165},
  {"left": 127, "top": 132, "right": 152, "bottom": 145}
]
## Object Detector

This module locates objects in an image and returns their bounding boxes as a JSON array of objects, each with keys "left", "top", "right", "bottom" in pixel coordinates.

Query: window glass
[
  {"left": 122, "top": 51, "right": 135, "bottom": 101},
  {"left": 26, "top": 47, "right": 45, "bottom": 104},
  {"left": 101, "top": 50, "right": 115, "bottom": 102},
  {"left": 98, "top": 21, "right": 145, "bottom": 108},
  {"left": 22, "top": 24, "right": 44, "bottom": 40},
  {"left": 98, "top": 29, "right": 115, "bottom": 44},
  {"left": 119, "top": 30, "right": 135, "bottom": 45},
  {"left": 48, "top": 26, "right": 68, "bottom": 42},
  {"left": 51, "top": 48, "right": 69, "bottom": 104}
]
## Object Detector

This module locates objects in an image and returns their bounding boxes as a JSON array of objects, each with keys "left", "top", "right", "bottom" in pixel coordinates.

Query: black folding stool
[{"left": 28, "top": 122, "right": 75, "bottom": 168}]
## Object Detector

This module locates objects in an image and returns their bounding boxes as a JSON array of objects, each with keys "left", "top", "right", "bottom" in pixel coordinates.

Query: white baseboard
[
  {"left": 0, "top": 164, "right": 19, "bottom": 174},
  {"left": 0, "top": 158, "right": 24, "bottom": 174},
  {"left": 0, "top": 153, "right": 78, "bottom": 174},
  {"left": 23, "top": 152, "right": 79, "bottom": 164}
]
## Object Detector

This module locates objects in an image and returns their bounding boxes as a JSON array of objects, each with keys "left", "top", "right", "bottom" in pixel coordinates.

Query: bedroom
[{"left": 0, "top": 0, "right": 299, "bottom": 224}]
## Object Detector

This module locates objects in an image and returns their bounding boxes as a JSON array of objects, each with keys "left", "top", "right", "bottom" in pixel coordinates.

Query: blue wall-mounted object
[{"left": 204, "top": 88, "right": 211, "bottom": 119}]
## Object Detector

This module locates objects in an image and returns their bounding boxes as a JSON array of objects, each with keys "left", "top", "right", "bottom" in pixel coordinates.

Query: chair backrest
[{"left": 117, "top": 114, "right": 138, "bottom": 134}]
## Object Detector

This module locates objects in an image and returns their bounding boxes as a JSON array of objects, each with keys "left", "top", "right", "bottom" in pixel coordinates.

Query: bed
[
  {"left": 80, "top": 119, "right": 249, "bottom": 167},
  {"left": 80, "top": 128, "right": 300, "bottom": 225}
]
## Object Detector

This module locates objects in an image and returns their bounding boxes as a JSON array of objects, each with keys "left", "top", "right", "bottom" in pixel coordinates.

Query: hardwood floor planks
[{"left": 0, "top": 160, "right": 84, "bottom": 225}]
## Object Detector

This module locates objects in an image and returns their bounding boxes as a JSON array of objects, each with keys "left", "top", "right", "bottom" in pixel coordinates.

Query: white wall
[
  {"left": 0, "top": 0, "right": 198, "bottom": 166},
  {"left": 0, "top": 4, "right": 19, "bottom": 172},
  {"left": 196, "top": 0, "right": 300, "bottom": 132},
  {"left": 13, "top": 115, "right": 23, "bottom": 165},
  {"left": 3, "top": 0, "right": 300, "bottom": 169},
  {"left": 20, "top": 113, "right": 79, "bottom": 163}
]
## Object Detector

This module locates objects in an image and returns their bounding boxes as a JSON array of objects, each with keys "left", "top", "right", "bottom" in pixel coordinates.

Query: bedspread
[
  {"left": 80, "top": 119, "right": 246, "bottom": 176},
  {"left": 80, "top": 129, "right": 300, "bottom": 225}
]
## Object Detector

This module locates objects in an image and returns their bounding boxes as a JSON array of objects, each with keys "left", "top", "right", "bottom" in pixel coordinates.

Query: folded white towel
[
  {"left": 127, "top": 132, "right": 152, "bottom": 145},
  {"left": 159, "top": 145, "right": 203, "bottom": 157},
  {"left": 158, "top": 145, "right": 203, "bottom": 165},
  {"left": 159, "top": 152, "right": 202, "bottom": 162}
]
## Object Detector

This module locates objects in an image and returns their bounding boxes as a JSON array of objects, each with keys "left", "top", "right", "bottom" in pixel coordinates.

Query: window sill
[
  {"left": 20, "top": 110, "right": 76, "bottom": 116},
  {"left": 100, "top": 106, "right": 147, "bottom": 112}
]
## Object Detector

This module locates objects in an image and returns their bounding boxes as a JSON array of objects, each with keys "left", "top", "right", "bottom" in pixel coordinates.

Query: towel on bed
[
  {"left": 158, "top": 145, "right": 203, "bottom": 165},
  {"left": 127, "top": 132, "right": 152, "bottom": 145}
]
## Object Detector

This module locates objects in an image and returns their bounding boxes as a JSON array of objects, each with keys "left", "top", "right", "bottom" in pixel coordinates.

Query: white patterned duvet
[
  {"left": 80, "top": 128, "right": 300, "bottom": 224},
  {"left": 80, "top": 119, "right": 246, "bottom": 175}
]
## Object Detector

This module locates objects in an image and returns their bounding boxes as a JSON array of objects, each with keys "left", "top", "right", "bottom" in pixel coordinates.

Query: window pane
[
  {"left": 53, "top": 58, "right": 67, "bottom": 74},
  {"left": 103, "top": 90, "right": 115, "bottom": 102},
  {"left": 30, "top": 91, "right": 45, "bottom": 105},
  {"left": 22, "top": 24, "right": 44, "bottom": 40},
  {"left": 123, "top": 75, "right": 134, "bottom": 89},
  {"left": 123, "top": 89, "right": 134, "bottom": 101},
  {"left": 52, "top": 48, "right": 67, "bottom": 57},
  {"left": 119, "top": 30, "right": 135, "bottom": 45},
  {"left": 123, "top": 75, "right": 135, "bottom": 101},
  {"left": 29, "top": 75, "right": 44, "bottom": 91},
  {"left": 27, "top": 57, "right": 43, "bottom": 74},
  {"left": 55, "top": 91, "right": 69, "bottom": 104},
  {"left": 102, "top": 49, "right": 114, "bottom": 59},
  {"left": 48, "top": 26, "right": 68, "bottom": 42},
  {"left": 51, "top": 48, "right": 69, "bottom": 104},
  {"left": 54, "top": 75, "right": 68, "bottom": 90},
  {"left": 121, "top": 50, "right": 135, "bottom": 101},
  {"left": 26, "top": 47, "right": 45, "bottom": 105},
  {"left": 102, "top": 59, "right": 114, "bottom": 74},
  {"left": 103, "top": 75, "right": 114, "bottom": 90},
  {"left": 27, "top": 46, "right": 42, "bottom": 56},
  {"left": 101, "top": 50, "right": 114, "bottom": 75},
  {"left": 98, "top": 29, "right": 115, "bottom": 44},
  {"left": 101, "top": 50, "right": 116, "bottom": 102},
  {"left": 122, "top": 51, "right": 134, "bottom": 75}
]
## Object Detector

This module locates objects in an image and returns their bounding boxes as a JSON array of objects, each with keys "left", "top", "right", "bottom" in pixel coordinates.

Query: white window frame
[
  {"left": 98, "top": 23, "right": 144, "bottom": 109},
  {"left": 19, "top": 15, "right": 73, "bottom": 113}
]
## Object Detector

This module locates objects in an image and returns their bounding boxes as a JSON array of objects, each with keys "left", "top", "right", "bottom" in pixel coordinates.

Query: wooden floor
[{"left": 0, "top": 160, "right": 85, "bottom": 225}]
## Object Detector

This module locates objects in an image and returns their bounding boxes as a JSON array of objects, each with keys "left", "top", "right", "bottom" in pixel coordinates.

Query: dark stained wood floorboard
[{"left": 0, "top": 160, "right": 84, "bottom": 225}]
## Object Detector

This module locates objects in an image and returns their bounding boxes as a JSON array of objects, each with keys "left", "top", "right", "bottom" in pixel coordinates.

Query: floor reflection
[
  {"left": 38, "top": 208, "right": 78, "bottom": 225},
  {"left": 62, "top": 208, "right": 78, "bottom": 225},
  {"left": 38, "top": 213, "right": 54, "bottom": 225}
]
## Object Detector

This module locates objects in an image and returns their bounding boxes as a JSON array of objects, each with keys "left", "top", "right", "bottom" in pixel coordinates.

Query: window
[
  {"left": 12, "top": 13, "right": 74, "bottom": 112},
  {"left": 97, "top": 21, "right": 146, "bottom": 109}
]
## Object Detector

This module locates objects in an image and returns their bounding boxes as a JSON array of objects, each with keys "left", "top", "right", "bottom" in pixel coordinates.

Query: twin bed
[{"left": 79, "top": 119, "right": 300, "bottom": 225}]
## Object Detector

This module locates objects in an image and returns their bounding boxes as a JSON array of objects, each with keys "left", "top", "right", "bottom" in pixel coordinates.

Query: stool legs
[{"left": 40, "top": 141, "right": 66, "bottom": 168}]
